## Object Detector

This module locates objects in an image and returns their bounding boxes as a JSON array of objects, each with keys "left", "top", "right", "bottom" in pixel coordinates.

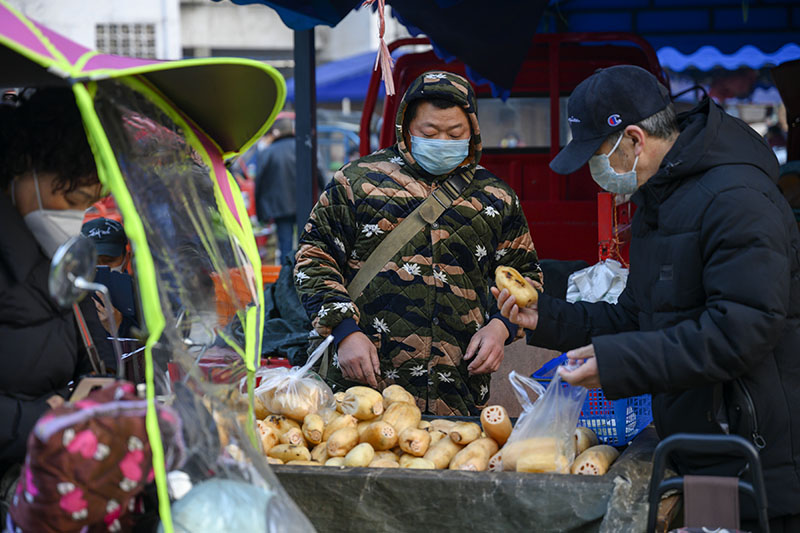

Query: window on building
[{"left": 95, "top": 23, "right": 156, "bottom": 59}]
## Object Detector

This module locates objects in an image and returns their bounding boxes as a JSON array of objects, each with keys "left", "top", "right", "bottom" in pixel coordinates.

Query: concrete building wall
[
  {"left": 179, "top": 0, "right": 292, "bottom": 57},
  {"left": 319, "top": 6, "right": 413, "bottom": 62},
  {"left": 4, "top": 0, "right": 181, "bottom": 59},
  {"left": 318, "top": 8, "right": 376, "bottom": 62}
]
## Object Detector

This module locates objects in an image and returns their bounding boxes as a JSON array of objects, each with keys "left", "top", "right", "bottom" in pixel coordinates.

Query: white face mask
[
  {"left": 588, "top": 134, "right": 639, "bottom": 195},
  {"left": 13, "top": 170, "right": 86, "bottom": 258}
]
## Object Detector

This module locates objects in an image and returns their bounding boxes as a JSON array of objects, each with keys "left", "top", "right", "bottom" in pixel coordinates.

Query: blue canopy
[
  {"left": 285, "top": 50, "right": 403, "bottom": 102},
  {"left": 657, "top": 43, "right": 800, "bottom": 72},
  {"left": 543, "top": 0, "right": 798, "bottom": 58}
]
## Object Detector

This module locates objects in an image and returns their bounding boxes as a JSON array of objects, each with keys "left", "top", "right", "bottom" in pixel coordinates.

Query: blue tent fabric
[
  {"left": 213, "top": 0, "right": 361, "bottom": 30},
  {"left": 390, "top": 10, "right": 512, "bottom": 99},
  {"left": 542, "top": 0, "right": 799, "bottom": 56},
  {"left": 657, "top": 43, "right": 800, "bottom": 72},
  {"left": 385, "top": 0, "right": 548, "bottom": 90},
  {"left": 285, "top": 50, "right": 405, "bottom": 102}
]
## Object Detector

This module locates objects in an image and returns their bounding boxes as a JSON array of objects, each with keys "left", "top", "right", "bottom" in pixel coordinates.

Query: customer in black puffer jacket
[
  {"left": 0, "top": 88, "right": 113, "bottom": 483},
  {"left": 495, "top": 66, "right": 800, "bottom": 530}
]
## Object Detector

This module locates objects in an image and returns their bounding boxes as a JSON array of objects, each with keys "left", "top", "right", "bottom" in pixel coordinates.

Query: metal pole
[{"left": 294, "top": 29, "right": 318, "bottom": 238}]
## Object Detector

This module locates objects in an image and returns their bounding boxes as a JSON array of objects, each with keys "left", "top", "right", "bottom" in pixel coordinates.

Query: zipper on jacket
[{"left": 737, "top": 378, "right": 766, "bottom": 450}]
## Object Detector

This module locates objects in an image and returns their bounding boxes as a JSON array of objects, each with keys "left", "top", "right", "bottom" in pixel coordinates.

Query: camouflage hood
[{"left": 395, "top": 71, "right": 483, "bottom": 177}]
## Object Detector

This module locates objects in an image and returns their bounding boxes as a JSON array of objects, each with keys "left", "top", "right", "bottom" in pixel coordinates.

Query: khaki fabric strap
[
  {"left": 73, "top": 303, "right": 106, "bottom": 375},
  {"left": 319, "top": 346, "right": 331, "bottom": 379},
  {"left": 346, "top": 172, "right": 470, "bottom": 298},
  {"left": 319, "top": 170, "right": 471, "bottom": 379}
]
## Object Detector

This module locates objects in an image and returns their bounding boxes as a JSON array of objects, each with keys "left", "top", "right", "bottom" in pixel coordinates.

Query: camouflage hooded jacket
[{"left": 295, "top": 71, "right": 542, "bottom": 416}]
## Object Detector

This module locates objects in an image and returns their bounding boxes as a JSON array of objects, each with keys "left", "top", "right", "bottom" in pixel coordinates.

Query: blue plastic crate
[{"left": 532, "top": 354, "right": 652, "bottom": 446}]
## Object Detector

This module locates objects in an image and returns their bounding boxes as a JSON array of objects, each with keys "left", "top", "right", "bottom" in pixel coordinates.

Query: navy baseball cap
[
  {"left": 81, "top": 218, "right": 127, "bottom": 257},
  {"left": 550, "top": 65, "right": 671, "bottom": 175}
]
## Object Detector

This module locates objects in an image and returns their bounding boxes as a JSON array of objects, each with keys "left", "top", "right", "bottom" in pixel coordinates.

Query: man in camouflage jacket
[{"left": 294, "top": 71, "right": 541, "bottom": 416}]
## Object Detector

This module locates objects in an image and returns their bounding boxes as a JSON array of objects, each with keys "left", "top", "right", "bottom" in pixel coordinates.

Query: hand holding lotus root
[{"left": 495, "top": 266, "right": 539, "bottom": 308}]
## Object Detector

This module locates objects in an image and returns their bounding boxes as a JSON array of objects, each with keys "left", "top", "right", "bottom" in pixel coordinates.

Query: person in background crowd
[
  {"left": 496, "top": 65, "right": 800, "bottom": 530},
  {"left": 0, "top": 88, "right": 114, "bottom": 521},
  {"left": 83, "top": 217, "right": 131, "bottom": 272},
  {"left": 81, "top": 217, "right": 140, "bottom": 337},
  {"left": 294, "top": 71, "right": 542, "bottom": 416},
  {"left": 254, "top": 116, "right": 325, "bottom": 263}
]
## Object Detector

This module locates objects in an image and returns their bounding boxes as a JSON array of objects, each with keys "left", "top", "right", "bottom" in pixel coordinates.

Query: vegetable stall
[
  {"left": 249, "top": 335, "right": 657, "bottom": 532},
  {"left": 273, "top": 429, "right": 657, "bottom": 533}
]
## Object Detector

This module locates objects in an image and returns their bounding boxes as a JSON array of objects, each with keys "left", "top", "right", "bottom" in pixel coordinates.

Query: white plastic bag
[
  {"left": 164, "top": 479, "right": 272, "bottom": 533},
  {"left": 498, "top": 368, "right": 587, "bottom": 473},
  {"left": 566, "top": 258, "right": 628, "bottom": 304},
  {"left": 251, "top": 335, "right": 336, "bottom": 421},
  {"left": 163, "top": 478, "right": 313, "bottom": 533}
]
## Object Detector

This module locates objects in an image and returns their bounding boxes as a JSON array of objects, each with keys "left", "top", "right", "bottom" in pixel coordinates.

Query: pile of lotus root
[{"left": 253, "top": 385, "right": 619, "bottom": 475}]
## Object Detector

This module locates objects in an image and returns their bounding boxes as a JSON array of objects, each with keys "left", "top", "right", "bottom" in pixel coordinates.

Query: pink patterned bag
[{"left": 8, "top": 381, "right": 184, "bottom": 533}]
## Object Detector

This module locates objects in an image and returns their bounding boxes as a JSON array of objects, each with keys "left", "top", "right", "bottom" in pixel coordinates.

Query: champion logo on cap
[{"left": 607, "top": 114, "right": 622, "bottom": 127}]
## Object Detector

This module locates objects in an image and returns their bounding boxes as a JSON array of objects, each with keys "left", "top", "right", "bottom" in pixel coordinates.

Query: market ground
[{"left": 489, "top": 340, "right": 557, "bottom": 417}]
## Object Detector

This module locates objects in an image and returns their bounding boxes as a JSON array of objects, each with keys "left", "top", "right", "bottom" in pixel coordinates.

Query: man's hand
[
  {"left": 94, "top": 291, "right": 122, "bottom": 334},
  {"left": 464, "top": 318, "right": 508, "bottom": 375},
  {"left": 490, "top": 285, "right": 539, "bottom": 331},
  {"left": 558, "top": 344, "right": 602, "bottom": 389},
  {"left": 46, "top": 394, "right": 65, "bottom": 410},
  {"left": 337, "top": 331, "right": 381, "bottom": 387}
]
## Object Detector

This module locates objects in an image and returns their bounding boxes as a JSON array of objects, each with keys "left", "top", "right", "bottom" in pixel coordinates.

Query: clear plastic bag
[
  {"left": 251, "top": 335, "right": 336, "bottom": 422},
  {"left": 90, "top": 80, "right": 315, "bottom": 533},
  {"left": 161, "top": 479, "right": 273, "bottom": 533},
  {"left": 498, "top": 368, "right": 588, "bottom": 473}
]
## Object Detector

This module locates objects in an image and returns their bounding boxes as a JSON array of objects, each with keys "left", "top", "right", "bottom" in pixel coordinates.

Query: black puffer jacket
[
  {"left": 530, "top": 99, "right": 800, "bottom": 517},
  {"left": 0, "top": 193, "right": 114, "bottom": 467}
]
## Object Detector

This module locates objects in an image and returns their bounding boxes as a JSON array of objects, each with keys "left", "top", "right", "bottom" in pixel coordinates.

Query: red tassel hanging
[{"left": 362, "top": 0, "right": 395, "bottom": 96}]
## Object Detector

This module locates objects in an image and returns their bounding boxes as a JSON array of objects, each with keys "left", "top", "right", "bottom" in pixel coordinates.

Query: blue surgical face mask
[
  {"left": 588, "top": 134, "right": 639, "bottom": 195},
  {"left": 410, "top": 135, "right": 470, "bottom": 176}
]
